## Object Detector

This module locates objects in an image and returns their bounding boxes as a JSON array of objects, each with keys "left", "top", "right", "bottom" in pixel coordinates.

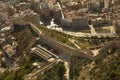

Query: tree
[
  {"left": 57, "top": 62, "right": 66, "bottom": 80},
  {"left": 37, "top": 62, "right": 66, "bottom": 80},
  {"left": 4, "top": 73, "right": 15, "bottom": 80}
]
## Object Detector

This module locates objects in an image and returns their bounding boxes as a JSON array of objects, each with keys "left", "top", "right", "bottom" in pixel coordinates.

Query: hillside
[
  {"left": 90, "top": 49, "right": 120, "bottom": 80},
  {"left": 70, "top": 41, "right": 120, "bottom": 80}
]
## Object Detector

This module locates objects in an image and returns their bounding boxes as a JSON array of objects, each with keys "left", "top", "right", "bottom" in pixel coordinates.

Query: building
[
  {"left": 114, "top": 20, "right": 120, "bottom": 33},
  {"left": 0, "top": 12, "right": 8, "bottom": 24},
  {"left": 61, "top": 18, "right": 89, "bottom": 31},
  {"left": 49, "top": 0, "right": 56, "bottom": 5},
  {"left": 104, "top": 0, "right": 110, "bottom": 10},
  {"left": 34, "top": 0, "right": 40, "bottom": 3},
  {"left": 100, "top": 0, "right": 104, "bottom": 9},
  {"left": 72, "top": 18, "right": 89, "bottom": 30},
  {"left": 2, "top": 41, "right": 17, "bottom": 58},
  {"left": 53, "top": 9, "right": 62, "bottom": 24},
  {"left": 16, "top": 2, "right": 31, "bottom": 11},
  {"left": 88, "top": 1, "right": 101, "bottom": 12},
  {"left": 40, "top": 1, "right": 51, "bottom": 18},
  {"left": 91, "top": 18, "right": 113, "bottom": 27},
  {"left": 61, "top": 19, "right": 72, "bottom": 28}
]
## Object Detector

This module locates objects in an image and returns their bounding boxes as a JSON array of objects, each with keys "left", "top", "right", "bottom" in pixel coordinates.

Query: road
[
  {"left": 69, "top": 38, "right": 81, "bottom": 49},
  {"left": 47, "top": 26, "right": 118, "bottom": 37}
]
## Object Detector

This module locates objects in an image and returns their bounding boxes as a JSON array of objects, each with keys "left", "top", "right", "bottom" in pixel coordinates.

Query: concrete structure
[
  {"left": 31, "top": 45, "right": 58, "bottom": 62},
  {"left": 14, "top": 21, "right": 93, "bottom": 60},
  {"left": 40, "top": 35, "right": 94, "bottom": 60},
  {"left": 31, "top": 47, "right": 52, "bottom": 61}
]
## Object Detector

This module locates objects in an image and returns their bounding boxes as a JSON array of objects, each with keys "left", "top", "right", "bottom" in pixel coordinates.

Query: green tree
[{"left": 5, "top": 73, "right": 15, "bottom": 80}]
